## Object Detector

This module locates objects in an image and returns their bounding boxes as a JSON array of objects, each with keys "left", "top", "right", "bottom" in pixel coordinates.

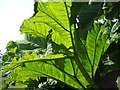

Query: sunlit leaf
[{"left": 20, "top": 2, "right": 72, "bottom": 48}]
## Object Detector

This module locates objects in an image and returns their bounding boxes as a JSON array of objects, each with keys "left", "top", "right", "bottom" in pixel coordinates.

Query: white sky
[{"left": 0, "top": 0, "right": 34, "bottom": 53}]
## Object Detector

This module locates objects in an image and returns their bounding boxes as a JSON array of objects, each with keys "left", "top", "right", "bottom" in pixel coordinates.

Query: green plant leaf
[
  {"left": 86, "top": 22, "right": 109, "bottom": 75},
  {"left": 73, "top": 20, "right": 110, "bottom": 88},
  {"left": 3, "top": 52, "right": 82, "bottom": 88},
  {"left": 2, "top": 39, "right": 45, "bottom": 64},
  {"left": 24, "top": 34, "right": 47, "bottom": 49},
  {"left": 20, "top": 2, "right": 72, "bottom": 48},
  {"left": 116, "top": 76, "right": 120, "bottom": 90}
]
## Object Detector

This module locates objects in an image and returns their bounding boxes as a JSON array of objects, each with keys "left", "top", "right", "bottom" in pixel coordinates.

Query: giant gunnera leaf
[
  {"left": 20, "top": 1, "right": 72, "bottom": 48},
  {"left": 3, "top": 52, "right": 81, "bottom": 88},
  {"left": 3, "top": 1, "right": 118, "bottom": 90}
]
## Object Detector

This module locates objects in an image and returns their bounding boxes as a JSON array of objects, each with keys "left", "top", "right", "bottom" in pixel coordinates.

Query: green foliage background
[{"left": 1, "top": 1, "right": 120, "bottom": 90}]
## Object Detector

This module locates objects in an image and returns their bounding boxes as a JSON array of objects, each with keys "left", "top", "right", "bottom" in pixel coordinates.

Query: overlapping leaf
[
  {"left": 86, "top": 22, "right": 109, "bottom": 76},
  {"left": 73, "top": 20, "right": 111, "bottom": 88}
]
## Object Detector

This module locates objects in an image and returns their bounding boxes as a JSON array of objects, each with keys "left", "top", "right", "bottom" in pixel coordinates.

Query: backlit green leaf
[{"left": 20, "top": 2, "right": 72, "bottom": 48}]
